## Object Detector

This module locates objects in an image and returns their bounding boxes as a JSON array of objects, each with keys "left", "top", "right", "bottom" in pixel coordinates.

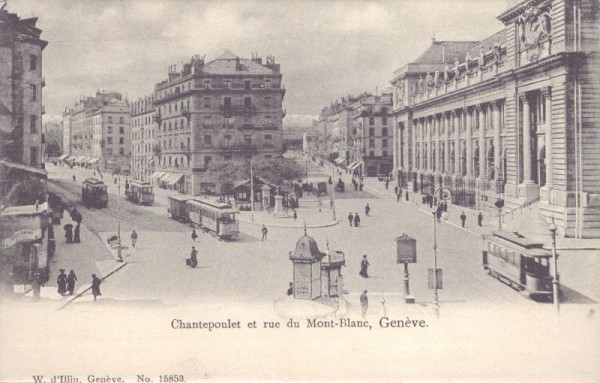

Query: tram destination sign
[{"left": 396, "top": 234, "right": 417, "bottom": 264}]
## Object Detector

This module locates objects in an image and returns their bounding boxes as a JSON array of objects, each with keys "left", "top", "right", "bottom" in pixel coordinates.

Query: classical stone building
[
  {"left": 152, "top": 51, "right": 285, "bottom": 195},
  {"left": 391, "top": 0, "right": 599, "bottom": 238},
  {"left": 351, "top": 92, "right": 394, "bottom": 177},
  {"left": 62, "top": 92, "right": 131, "bottom": 171},
  {"left": 130, "top": 95, "right": 157, "bottom": 182},
  {"left": 0, "top": 7, "right": 47, "bottom": 168}
]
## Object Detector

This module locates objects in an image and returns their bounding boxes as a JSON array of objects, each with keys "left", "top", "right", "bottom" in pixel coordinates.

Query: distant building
[
  {"left": 0, "top": 7, "right": 47, "bottom": 168},
  {"left": 351, "top": 93, "right": 393, "bottom": 177},
  {"left": 390, "top": 0, "right": 600, "bottom": 238},
  {"left": 62, "top": 92, "right": 131, "bottom": 172},
  {"left": 152, "top": 51, "right": 286, "bottom": 195},
  {"left": 303, "top": 121, "right": 320, "bottom": 154},
  {"left": 317, "top": 95, "right": 359, "bottom": 165},
  {"left": 282, "top": 125, "right": 306, "bottom": 151},
  {"left": 130, "top": 95, "right": 157, "bottom": 182},
  {"left": 43, "top": 121, "right": 62, "bottom": 157}
]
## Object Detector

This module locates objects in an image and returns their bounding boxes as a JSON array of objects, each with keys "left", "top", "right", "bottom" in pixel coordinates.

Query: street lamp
[
  {"left": 431, "top": 186, "right": 450, "bottom": 319},
  {"left": 548, "top": 218, "right": 559, "bottom": 315},
  {"left": 493, "top": 166, "right": 504, "bottom": 230},
  {"left": 116, "top": 172, "right": 124, "bottom": 262},
  {"left": 331, "top": 164, "right": 336, "bottom": 221}
]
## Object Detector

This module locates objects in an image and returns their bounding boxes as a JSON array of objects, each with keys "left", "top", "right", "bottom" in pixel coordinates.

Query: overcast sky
[{"left": 10, "top": 0, "right": 516, "bottom": 121}]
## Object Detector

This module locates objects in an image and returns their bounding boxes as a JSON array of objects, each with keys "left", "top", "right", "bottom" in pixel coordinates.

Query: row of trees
[{"left": 205, "top": 158, "right": 305, "bottom": 186}]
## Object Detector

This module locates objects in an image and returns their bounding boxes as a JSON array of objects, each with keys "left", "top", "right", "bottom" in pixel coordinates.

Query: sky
[{"left": 9, "top": 0, "right": 516, "bottom": 122}]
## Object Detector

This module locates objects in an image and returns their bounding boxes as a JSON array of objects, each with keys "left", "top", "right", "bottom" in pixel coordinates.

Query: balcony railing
[{"left": 216, "top": 143, "right": 257, "bottom": 153}]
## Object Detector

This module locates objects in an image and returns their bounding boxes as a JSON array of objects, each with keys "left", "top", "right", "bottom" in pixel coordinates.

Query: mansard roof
[
  {"left": 467, "top": 29, "right": 507, "bottom": 58},
  {"left": 413, "top": 40, "right": 477, "bottom": 65},
  {"left": 202, "top": 50, "right": 275, "bottom": 75}
]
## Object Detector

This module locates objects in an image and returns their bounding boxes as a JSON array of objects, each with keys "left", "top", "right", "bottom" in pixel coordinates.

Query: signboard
[
  {"left": 428, "top": 268, "right": 443, "bottom": 289},
  {"left": 437, "top": 187, "right": 452, "bottom": 201},
  {"left": 396, "top": 234, "right": 417, "bottom": 264},
  {"left": 1, "top": 213, "right": 43, "bottom": 249}
]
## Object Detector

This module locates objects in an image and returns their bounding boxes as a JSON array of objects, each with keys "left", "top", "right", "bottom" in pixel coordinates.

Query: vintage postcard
[{"left": 1, "top": 0, "right": 599, "bottom": 382}]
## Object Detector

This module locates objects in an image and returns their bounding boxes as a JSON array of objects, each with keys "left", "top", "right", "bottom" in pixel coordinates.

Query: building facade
[
  {"left": 317, "top": 95, "right": 359, "bottom": 166},
  {"left": 43, "top": 121, "right": 62, "bottom": 157},
  {"left": 130, "top": 95, "right": 157, "bottom": 182},
  {"left": 62, "top": 92, "right": 131, "bottom": 171},
  {"left": 0, "top": 7, "right": 47, "bottom": 168},
  {"left": 151, "top": 51, "right": 285, "bottom": 195},
  {"left": 351, "top": 93, "right": 394, "bottom": 177},
  {"left": 391, "top": 0, "right": 599, "bottom": 238}
]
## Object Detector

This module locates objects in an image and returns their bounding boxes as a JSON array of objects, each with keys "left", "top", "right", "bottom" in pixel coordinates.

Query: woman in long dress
[
  {"left": 57, "top": 269, "right": 67, "bottom": 295},
  {"left": 91, "top": 274, "right": 102, "bottom": 301},
  {"left": 67, "top": 270, "right": 77, "bottom": 295}
]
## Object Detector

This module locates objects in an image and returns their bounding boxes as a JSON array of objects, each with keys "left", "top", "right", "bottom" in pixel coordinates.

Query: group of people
[
  {"left": 64, "top": 208, "right": 83, "bottom": 244},
  {"left": 351, "top": 178, "right": 364, "bottom": 192},
  {"left": 55, "top": 270, "right": 102, "bottom": 301}
]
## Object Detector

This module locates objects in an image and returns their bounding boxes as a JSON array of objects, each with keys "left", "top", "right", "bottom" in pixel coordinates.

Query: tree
[{"left": 254, "top": 158, "right": 304, "bottom": 185}]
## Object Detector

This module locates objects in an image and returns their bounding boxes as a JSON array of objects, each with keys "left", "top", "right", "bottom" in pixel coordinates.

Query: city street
[{"left": 43, "top": 162, "right": 594, "bottom": 319}]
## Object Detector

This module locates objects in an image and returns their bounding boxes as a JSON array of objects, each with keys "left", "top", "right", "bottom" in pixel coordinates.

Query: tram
[
  {"left": 187, "top": 198, "right": 239, "bottom": 240},
  {"left": 82, "top": 178, "right": 108, "bottom": 208},
  {"left": 482, "top": 230, "right": 554, "bottom": 301},
  {"left": 167, "top": 195, "right": 190, "bottom": 222},
  {"left": 125, "top": 180, "right": 154, "bottom": 206}
]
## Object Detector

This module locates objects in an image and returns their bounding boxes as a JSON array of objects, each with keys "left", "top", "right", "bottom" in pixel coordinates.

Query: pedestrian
[
  {"left": 57, "top": 269, "right": 67, "bottom": 295},
  {"left": 359, "top": 182, "right": 363, "bottom": 191},
  {"left": 360, "top": 290, "right": 369, "bottom": 319},
  {"left": 318, "top": 199, "right": 322, "bottom": 213},
  {"left": 73, "top": 225, "right": 81, "bottom": 243},
  {"left": 394, "top": 186, "right": 398, "bottom": 195},
  {"left": 347, "top": 213, "right": 353, "bottom": 227},
  {"left": 72, "top": 174, "right": 76, "bottom": 182},
  {"left": 354, "top": 213, "right": 361, "bottom": 227},
  {"left": 293, "top": 210, "right": 297, "bottom": 221},
  {"left": 359, "top": 255, "right": 370, "bottom": 278},
  {"left": 365, "top": 203, "right": 370, "bottom": 216},
  {"left": 329, "top": 198, "right": 334, "bottom": 210},
  {"left": 67, "top": 270, "right": 77, "bottom": 295},
  {"left": 261, "top": 224, "right": 268, "bottom": 241},
  {"left": 478, "top": 211, "right": 483, "bottom": 227},
  {"left": 397, "top": 191, "right": 401, "bottom": 202},
  {"left": 130, "top": 230, "right": 138, "bottom": 248},
  {"left": 191, "top": 229, "right": 198, "bottom": 242},
  {"left": 406, "top": 191, "right": 409, "bottom": 201},
  {"left": 385, "top": 179, "right": 389, "bottom": 190},
  {"left": 436, "top": 206, "right": 442, "bottom": 222},
  {"left": 31, "top": 271, "right": 41, "bottom": 301},
  {"left": 460, "top": 211, "right": 467, "bottom": 228},
  {"left": 91, "top": 274, "right": 102, "bottom": 301},
  {"left": 64, "top": 225, "right": 73, "bottom": 243},
  {"left": 187, "top": 246, "right": 198, "bottom": 268},
  {"left": 287, "top": 282, "right": 294, "bottom": 296}
]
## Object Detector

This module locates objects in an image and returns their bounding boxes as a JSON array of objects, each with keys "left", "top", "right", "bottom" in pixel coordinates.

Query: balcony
[{"left": 216, "top": 143, "right": 257, "bottom": 153}]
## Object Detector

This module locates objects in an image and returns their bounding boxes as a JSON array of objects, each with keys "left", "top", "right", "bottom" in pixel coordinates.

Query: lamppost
[
  {"left": 331, "top": 164, "right": 336, "bottom": 221},
  {"left": 549, "top": 219, "right": 560, "bottom": 315},
  {"left": 430, "top": 186, "right": 450, "bottom": 319},
  {"left": 492, "top": 166, "right": 504, "bottom": 230},
  {"left": 116, "top": 172, "right": 123, "bottom": 262}
]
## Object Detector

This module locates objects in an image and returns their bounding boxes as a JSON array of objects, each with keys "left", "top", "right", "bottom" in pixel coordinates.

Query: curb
[
  {"left": 239, "top": 218, "right": 340, "bottom": 229},
  {"left": 56, "top": 261, "right": 128, "bottom": 311}
]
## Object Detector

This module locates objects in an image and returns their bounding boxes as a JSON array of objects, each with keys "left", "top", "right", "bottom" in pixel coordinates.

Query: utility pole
[
  {"left": 250, "top": 159, "right": 255, "bottom": 222},
  {"left": 117, "top": 173, "right": 123, "bottom": 262}
]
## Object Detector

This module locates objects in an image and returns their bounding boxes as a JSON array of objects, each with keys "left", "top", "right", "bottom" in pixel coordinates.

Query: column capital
[
  {"left": 475, "top": 103, "right": 484, "bottom": 112},
  {"left": 462, "top": 106, "right": 470, "bottom": 114},
  {"left": 519, "top": 94, "right": 530, "bottom": 104},
  {"left": 489, "top": 100, "right": 500, "bottom": 110},
  {"left": 450, "top": 109, "right": 458, "bottom": 117},
  {"left": 542, "top": 86, "right": 552, "bottom": 99}
]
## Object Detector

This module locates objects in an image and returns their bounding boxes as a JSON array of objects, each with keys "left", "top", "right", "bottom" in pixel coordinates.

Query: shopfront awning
[
  {"left": 149, "top": 171, "right": 166, "bottom": 181},
  {"left": 58, "top": 154, "right": 68, "bottom": 160},
  {"left": 334, "top": 157, "right": 345, "bottom": 165},
  {"left": 163, "top": 172, "right": 184, "bottom": 186},
  {"left": 88, "top": 157, "right": 99, "bottom": 164},
  {"left": 348, "top": 161, "right": 361, "bottom": 170}
]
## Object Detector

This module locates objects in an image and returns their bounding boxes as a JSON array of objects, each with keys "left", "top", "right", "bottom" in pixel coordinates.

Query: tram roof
[
  {"left": 486, "top": 231, "right": 552, "bottom": 258},
  {"left": 188, "top": 198, "right": 238, "bottom": 213},
  {"left": 83, "top": 178, "right": 106, "bottom": 186},
  {"left": 168, "top": 195, "right": 190, "bottom": 202}
]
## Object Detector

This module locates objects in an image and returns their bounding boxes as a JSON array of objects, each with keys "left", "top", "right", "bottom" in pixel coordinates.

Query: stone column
[
  {"left": 453, "top": 111, "right": 460, "bottom": 175},
  {"left": 444, "top": 113, "right": 451, "bottom": 174},
  {"left": 478, "top": 104, "right": 486, "bottom": 179},
  {"left": 413, "top": 119, "right": 419, "bottom": 171},
  {"left": 492, "top": 101, "right": 502, "bottom": 179},
  {"left": 435, "top": 115, "right": 441, "bottom": 173},
  {"left": 543, "top": 87, "right": 553, "bottom": 187},
  {"left": 465, "top": 107, "right": 473, "bottom": 177},
  {"left": 521, "top": 95, "right": 532, "bottom": 182}
]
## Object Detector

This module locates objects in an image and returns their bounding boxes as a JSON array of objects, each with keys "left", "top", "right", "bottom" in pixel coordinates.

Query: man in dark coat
[
  {"left": 478, "top": 211, "right": 483, "bottom": 227},
  {"left": 365, "top": 203, "right": 370, "bottom": 216},
  {"left": 347, "top": 213, "right": 353, "bottom": 227},
  {"left": 91, "top": 274, "right": 102, "bottom": 301},
  {"left": 57, "top": 269, "right": 67, "bottom": 295},
  {"left": 359, "top": 255, "right": 369, "bottom": 278},
  {"left": 67, "top": 270, "right": 77, "bottom": 295},
  {"left": 460, "top": 211, "right": 467, "bottom": 228},
  {"left": 353, "top": 213, "right": 361, "bottom": 227},
  {"left": 73, "top": 225, "right": 81, "bottom": 243},
  {"left": 287, "top": 282, "right": 294, "bottom": 296},
  {"left": 191, "top": 229, "right": 198, "bottom": 242},
  {"left": 187, "top": 246, "right": 198, "bottom": 268},
  {"left": 261, "top": 225, "right": 268, "bottom": 241}
]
